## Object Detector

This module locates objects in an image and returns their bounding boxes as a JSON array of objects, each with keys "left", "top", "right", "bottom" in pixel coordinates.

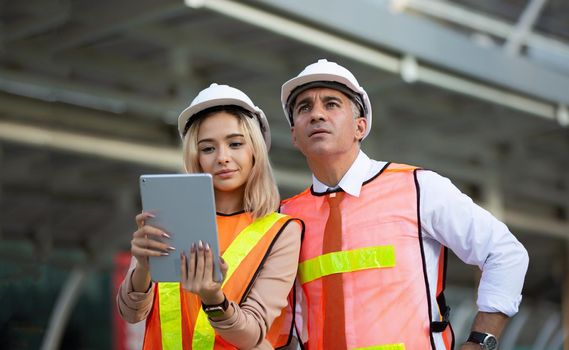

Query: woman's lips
[{"left": 215, "top": 169, "right": 237, "bottom": 178}]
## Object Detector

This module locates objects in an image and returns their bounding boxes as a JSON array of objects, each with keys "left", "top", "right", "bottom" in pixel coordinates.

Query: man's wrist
[{"left": 467, "top": 331, "right": 498, "bottom": 350}]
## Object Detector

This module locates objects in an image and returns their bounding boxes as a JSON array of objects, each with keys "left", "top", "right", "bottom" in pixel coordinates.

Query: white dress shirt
[{"left": 312, "top": 150, "right": 528, "bottom": 324}]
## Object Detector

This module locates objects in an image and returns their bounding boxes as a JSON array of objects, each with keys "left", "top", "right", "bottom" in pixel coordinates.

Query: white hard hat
[
  {"left": 281, "top": 59, "right": 373, "bottom": 140},
  {"left": 178, "top": 83, "right": 271, "bottom": 149}
]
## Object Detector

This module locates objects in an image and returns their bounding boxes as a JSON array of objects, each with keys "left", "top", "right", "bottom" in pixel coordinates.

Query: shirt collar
[{"left": 312, "top": 150, "right": 371, "bottom": 197}]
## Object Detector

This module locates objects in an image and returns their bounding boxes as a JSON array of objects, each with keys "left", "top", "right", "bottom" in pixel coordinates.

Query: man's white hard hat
[
  {"left": 281, "top": 59, "right": 373, "bottom": 140},
  {"left": 178, "top": 83, "right": 271, "bottom": 149}
]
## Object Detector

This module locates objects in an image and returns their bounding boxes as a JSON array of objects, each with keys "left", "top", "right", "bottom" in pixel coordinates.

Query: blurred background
[{"left": 0, "top": 0, "right": 568, "bottom": 349}]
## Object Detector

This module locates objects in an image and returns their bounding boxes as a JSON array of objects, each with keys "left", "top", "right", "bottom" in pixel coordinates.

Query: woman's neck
[{"left": 214, "top": 187, "right": 245, "bottom": 214}]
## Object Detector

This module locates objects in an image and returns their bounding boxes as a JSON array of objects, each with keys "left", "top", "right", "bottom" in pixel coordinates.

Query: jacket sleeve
[
  {"left": 116, "top": 256, "right": 156, "bottom": 323},
  {"left": 209, "top": 219, "right": 302, "bottom": 348}
]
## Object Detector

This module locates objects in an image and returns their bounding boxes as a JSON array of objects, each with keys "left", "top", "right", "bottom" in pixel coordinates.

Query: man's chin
[{"left": 301, "top": 144, "right": 336, "bottom": 158}]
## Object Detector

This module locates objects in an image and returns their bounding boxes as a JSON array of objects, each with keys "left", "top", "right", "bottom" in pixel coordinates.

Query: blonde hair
[{"left": 182, "top": 107, "right": 280, "bottom": 219}]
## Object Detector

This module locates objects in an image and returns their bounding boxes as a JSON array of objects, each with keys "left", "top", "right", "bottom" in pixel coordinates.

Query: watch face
[
  {"left": 483, "top": 336, "right": 498, "bottom": 350},
  {"left": 204, "top": 306, "right": 225, "bottom": 318}
]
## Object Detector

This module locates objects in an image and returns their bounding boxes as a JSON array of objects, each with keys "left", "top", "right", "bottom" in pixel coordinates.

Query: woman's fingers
[
  {"left": 194, "top": 241, "right": 205, "bottom": 284},
  {"left": 182, "top": 242, "right": 224, "bottom": 302},
  {"left": 132, "top": 234, "right": 172, "bottom": 253},
  {"left": 219, "top": 256, "right": 229, "bottom": 282},
  {"left": 180, "top": 252, "right": 195, "bottom": 292},
  {"left": 180, "top": 252, "right": 188, "bottom": 280},
  {"left": 188, "top": 243, "right": 197, "bottom": 283},
  {"left": 133, "top": 225, "right": 169, "bottom": 240},
  {"left": 203, "top": 242, "right": 214, "bottom": 281},
  {"left": 135, "top": 212, "right": 155, "bottom": 229},
  {"left": 131, "top": 244, "right": 168, "bottom": 258}
]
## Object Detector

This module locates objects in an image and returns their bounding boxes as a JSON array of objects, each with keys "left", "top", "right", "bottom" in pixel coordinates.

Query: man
[{"left": 279, "top": 59, "right": 528, "bottom": 350}]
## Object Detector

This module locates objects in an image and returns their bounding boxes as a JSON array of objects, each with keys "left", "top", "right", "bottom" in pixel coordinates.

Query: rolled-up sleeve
[
  {"left": 116, "top": 257, "right": 156, "bottom": 323},
  {"left": 418, "top": 170, "right": 529, "bottom": 317}
]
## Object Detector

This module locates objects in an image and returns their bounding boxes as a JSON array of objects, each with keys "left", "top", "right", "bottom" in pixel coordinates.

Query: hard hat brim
[{"left": 178, "top": 97, "right": 271, "bottom": 150}]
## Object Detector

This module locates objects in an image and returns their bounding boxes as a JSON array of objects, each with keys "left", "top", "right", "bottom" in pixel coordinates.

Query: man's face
[{"left": 290, "top": 87, "right": 367, "bottom": 158}]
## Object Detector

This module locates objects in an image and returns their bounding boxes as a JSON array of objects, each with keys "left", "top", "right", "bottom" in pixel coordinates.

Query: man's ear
[
  {"left": 291, "top": 126, "right": 299, "bottom": 149},
  {"left": 355, "top": 117, "right": 367, "bottom": 141}
]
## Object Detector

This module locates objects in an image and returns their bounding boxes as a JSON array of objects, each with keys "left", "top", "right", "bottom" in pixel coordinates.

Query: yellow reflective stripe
[
  {"left": 298, "top": 245, "right": 396, "bottom": 284},
  {"left": 220, "top": 213, "right": 287, "bottom": 287},
  {"left": 192, "top": 310, "right": 214, "bottom": 350},
  {"left": 158, "top": 282, "right": 183, "bottom": 350},
  {"left": 192, "top": 213, "right": 288, "bottom": 349},
  {"left": 354, "top": 343, "right": 405, "bottom": 350}
]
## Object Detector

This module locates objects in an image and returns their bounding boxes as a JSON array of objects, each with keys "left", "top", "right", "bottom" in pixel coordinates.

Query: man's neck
[{"left": 307, "top": 148, "right": 360, "bottom": 187}]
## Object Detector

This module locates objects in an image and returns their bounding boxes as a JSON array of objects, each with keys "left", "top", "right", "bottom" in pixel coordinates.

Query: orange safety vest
[
  {"left": 281, "top": 163, "right": 454, "bottom": 350},
  {"left": 142, "top": 212, "right": 296, "bottom": 349}
]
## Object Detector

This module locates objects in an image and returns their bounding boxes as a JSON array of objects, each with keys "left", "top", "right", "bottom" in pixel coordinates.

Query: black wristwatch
[
  {"left": 467, "top": 331, "right": 498, "bottom": 350},
  {"left": 202, "top": 296, "right": 229, "bottom": 318}
]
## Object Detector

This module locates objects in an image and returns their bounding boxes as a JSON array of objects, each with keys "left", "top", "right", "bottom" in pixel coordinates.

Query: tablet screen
[{"left": 139, "top": 173, "right": 222, "bottom": 282}]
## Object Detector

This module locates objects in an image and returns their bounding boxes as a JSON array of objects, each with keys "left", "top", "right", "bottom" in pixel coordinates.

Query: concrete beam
[
  {"left": 127, "top": 24, "right": 287, "bottom": 74},
  {"left": 46, "top": 0, "right": 187, "bottom": 52},
  {"left": 248, "top": 0, "right": 569, "bottom": 106},
  {"left": 399, "top": 0, "right": 569, "bottom": 61},
  {"left": 2, "top": 1, "right": 70, "bottom": 42},
  {"left": 0, "top": 93, "right": 172, "bottom": 143},
  {"left": 503, "top": 0, "right": 549, "bottom": 56},
  {"left": 0, "top": 120, "right": 565, "bottom": 239},
  {"left": 0, "top": 67, "right": 184, "bottom": 118}
]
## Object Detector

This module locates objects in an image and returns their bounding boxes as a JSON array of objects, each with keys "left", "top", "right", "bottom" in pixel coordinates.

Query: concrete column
[
  {"left": 0, "top": 145, "right": 3, "bottom": 240},
  {"left": 481, "top": 156, "right": 504, "bottom": 221},
  {"left": 168, "top": 47, "right": 199, "bottom": 123},
  {"left": 40, "top": 184, "right": 136, "bottom": 349},
  {"left": 547, "top": 174, "right": 568, "bottom": 349},
  {"left": 40, "top": 266, "right": 89, "bottom": 350},
  {"left": 500, "top": 309, "right": 529, "bottom": 350},
  {"left": 561, "top": 243, "right": 569, "bottom": 350}
]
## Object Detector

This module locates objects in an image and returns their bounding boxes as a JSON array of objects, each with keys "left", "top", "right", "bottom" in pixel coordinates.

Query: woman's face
[{"left": 197, "top": 112, "right": 254, "bottom": 193}]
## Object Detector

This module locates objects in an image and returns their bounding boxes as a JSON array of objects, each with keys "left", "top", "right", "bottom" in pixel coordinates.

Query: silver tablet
[{"left": 139, "top": 173, "right": 222, "bottom": 283}]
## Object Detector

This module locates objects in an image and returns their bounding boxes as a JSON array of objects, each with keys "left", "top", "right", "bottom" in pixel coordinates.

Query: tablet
[{"left": 139, "top": 173, "right": 222, "bottom": 283}]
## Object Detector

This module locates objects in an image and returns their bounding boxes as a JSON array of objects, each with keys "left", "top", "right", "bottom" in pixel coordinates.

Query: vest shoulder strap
[
  {"left": 281, "top": 188, "right": 311, "bottom": 206},
  {"left": 385, "top": 162, "right": 421, "bottom": 172}
]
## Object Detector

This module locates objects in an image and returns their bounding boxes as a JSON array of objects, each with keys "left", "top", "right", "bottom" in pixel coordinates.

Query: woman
[{"left": 117, "top": 84, "right": 302, "bottom": 349}]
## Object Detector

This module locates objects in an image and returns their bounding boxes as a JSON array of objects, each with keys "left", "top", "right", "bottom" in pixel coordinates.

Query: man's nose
[{"left": 310, "top": 103, "right": 326, "bottom": 122}]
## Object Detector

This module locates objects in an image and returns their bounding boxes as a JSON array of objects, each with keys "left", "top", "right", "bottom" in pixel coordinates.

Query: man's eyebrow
[
  {"left": 294, "top": 96, "right": 313, "bottom": 109},
  {"left": 296, "top": 94, "right": 342, "bottom": 107},
  {"left": 321, "top": 95, "right": 343, "bottom": 103}
]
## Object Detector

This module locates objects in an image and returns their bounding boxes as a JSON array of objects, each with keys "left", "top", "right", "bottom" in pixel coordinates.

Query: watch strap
[
  {"left": 467, "top": 331, "right": 487, "bottom": 343},
  {"left": 202, "top": 295, "right": 229, "bottom": 316},
  {"left": 467, "top": 331, "right": 498, "bottom": 350}
]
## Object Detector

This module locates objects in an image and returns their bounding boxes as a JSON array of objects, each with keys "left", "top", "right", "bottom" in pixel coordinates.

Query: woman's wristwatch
[
  {"left": 202, "top": 295, "right": 229, "bottom": 318},
  {"left": 467, "top": 331, "right": 498, "bottom": 350}
]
